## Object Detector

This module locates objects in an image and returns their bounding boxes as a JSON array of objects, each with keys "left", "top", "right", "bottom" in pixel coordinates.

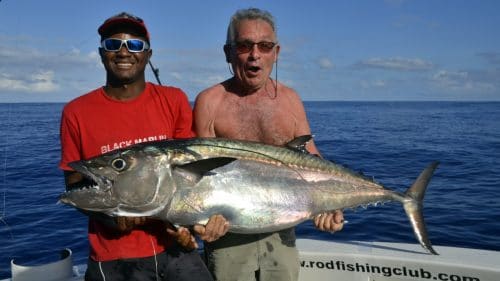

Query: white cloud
[
  {"left": 431, "top": 70, "right": 497, "bottom": 92},
  {"left": 169, "top": 72, "right": 183, "bottom": 80},
  {"left": 361, "top": 79, "right": 387, "bottom": 89},
  {"left": 30, "top": 71, "right": 59, "bottom": 92},
  {"left": 317, "top": 57, "right": 334, "bottom": 69},
  {"left": 432, "top": 70, "right": 468, "bottom": 89},
  {"left": 1, "top": 43, "right": 101, "bottom": 72},
  {"left": 0, "top": 70, "right": 59, "bottom": 93},
  {"left": 373, "top": 80, "right": 387, "bottom": 87},
  {"left": 356, "top": 57, "right": 434, "bottom": 71},
  {"left": 0, "top": 43, "right": 101, "bottom": 97},
  {"left": 191, "top": 75, "right": 226, "bottom": 88},
  {"left": 0, "top": 75, "right": 28, "bottom": 91}
]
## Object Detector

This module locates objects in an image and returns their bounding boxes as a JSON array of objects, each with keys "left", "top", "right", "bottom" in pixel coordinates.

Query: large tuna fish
[{"left": 60, "top": 136, "right": 439, "bottom": 254}]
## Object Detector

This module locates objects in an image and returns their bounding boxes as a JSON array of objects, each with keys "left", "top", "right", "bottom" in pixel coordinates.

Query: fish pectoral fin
[{"left": 175, "top": 157, "right": 237, "bottom": 180}]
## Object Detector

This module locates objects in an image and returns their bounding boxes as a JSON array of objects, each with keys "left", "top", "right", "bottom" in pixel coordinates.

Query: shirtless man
[{"left": 193, "top": 8, "right": 344, "bottom": 281}]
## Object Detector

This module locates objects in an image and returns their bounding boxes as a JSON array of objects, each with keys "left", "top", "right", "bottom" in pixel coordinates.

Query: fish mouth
[
  {"left": 59, "top": 161, "right": 117, "bottom": 211},
  {"left": 67, "top": 161, "right": 113, "bottom": 192}
]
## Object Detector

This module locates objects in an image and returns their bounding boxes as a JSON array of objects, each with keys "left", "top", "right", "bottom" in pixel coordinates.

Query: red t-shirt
[{"left": 59, "top": 82, "right": 194, "bottom": 261}]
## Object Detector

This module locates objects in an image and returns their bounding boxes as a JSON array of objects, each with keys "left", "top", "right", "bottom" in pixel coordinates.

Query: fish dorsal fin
[
  {"left": 175, "top": 157, "right": 236, "bottom": 178},
  {"left": 285, "top": 135, "right": 313, "bottom": 154}
]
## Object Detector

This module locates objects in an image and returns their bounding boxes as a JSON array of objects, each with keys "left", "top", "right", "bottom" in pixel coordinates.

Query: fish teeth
[{"left": 73, "top": 184, "right": 100, "bottom": 192}]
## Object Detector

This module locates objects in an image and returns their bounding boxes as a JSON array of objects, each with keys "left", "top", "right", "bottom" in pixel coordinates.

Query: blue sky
[{"left": 0, "top": 0, "right": 499, "bottom": 102}]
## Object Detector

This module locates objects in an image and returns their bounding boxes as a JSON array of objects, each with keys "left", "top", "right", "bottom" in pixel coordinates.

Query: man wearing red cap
[{"left": 59, "top": 12, "right": 213, "bottom": 280}]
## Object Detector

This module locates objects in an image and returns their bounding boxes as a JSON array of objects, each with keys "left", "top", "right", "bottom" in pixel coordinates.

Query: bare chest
[{"left": 213, "top": 96, "right": 297, "bottom": 145}]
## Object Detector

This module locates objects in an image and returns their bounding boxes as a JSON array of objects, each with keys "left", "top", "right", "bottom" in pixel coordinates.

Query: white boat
[
  {"left": 5, "top": 239, "right": 500, "bottom": 281},
  {"left": 297, "top": 239, "right": 499, "bottom": 281}
]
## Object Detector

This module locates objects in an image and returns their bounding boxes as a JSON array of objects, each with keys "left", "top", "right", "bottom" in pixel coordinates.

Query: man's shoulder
[
  {"left": 195, "top": 83, "right": 226, "bottom": 104},
  {"left": 276, "top": 82, "right": 307, "bottom": 111},
  {"left": 277, "top": 82, "right": 300, "bottom": 98},
  {"left": 198, "top": 83, "right": 225, "bottom": 97},
  {"left": 148, "top": 82, "right": 184, "bottom": 95},
  {"left": 148, "top": 82, "right": 191, "bottom": 102},
  {"left": 64, "top": 87, "right": 103, "bottom": 111}
]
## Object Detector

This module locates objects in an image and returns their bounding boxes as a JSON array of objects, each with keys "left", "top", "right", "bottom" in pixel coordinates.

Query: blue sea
[{"left": 1, "top": 102, "right": 499, "bottom": 278}]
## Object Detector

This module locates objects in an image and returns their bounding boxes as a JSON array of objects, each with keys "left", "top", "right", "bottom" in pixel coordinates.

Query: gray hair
[{"left": 226, "top": 8, "right": 277, "bottom": 45}]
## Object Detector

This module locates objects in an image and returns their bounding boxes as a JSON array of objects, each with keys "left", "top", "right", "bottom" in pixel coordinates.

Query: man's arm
[
  {"left": 288, "top": 91, "right": 345, "bottom": 233},
  {"left": 193, "top": 90, "right": 217, "bottom": 138},
  {"left": 192, "top": 90, "right": 230, "bottom": 241}
]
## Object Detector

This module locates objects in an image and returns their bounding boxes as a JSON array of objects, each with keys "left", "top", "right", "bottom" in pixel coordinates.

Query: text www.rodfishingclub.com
[{"left": 300, "top": 259, "right": 480, "bottom": 281}]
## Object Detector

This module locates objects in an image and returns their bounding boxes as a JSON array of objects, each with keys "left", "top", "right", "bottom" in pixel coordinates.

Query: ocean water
[{"left": 0, "top": 101, "right": 499, "bottom": 278}]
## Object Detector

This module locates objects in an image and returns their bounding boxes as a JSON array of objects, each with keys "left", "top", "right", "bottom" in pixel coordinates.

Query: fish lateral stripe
[{"left": 175, "top": 138, "right": 381, "bottom": 187}]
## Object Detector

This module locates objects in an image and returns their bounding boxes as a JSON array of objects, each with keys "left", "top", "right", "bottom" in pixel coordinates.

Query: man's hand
[
  {"left": 192, "top": 214, "right": 229, "bottom": 242},
  {"left": 115, "top": 217, "right": 148, "bottom": 232},
  {"left": 313, "top": 210, "right": 344, "bottom": 233},
  {"left": 166, "top": 226, "right": 198, "bottom": 251}
]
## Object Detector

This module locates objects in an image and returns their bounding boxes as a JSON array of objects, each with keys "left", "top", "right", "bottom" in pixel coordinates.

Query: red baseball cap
[{"left": 98, "top": 12, "right": 150, "bottom": 43}]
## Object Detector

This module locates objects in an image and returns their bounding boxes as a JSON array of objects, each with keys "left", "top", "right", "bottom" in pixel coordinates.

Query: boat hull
[{"left": 5, "top": 239, "right": 500, "bottom": 281}]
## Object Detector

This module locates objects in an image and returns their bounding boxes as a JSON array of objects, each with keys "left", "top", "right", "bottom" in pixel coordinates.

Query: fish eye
[{"left": 111, "top": 158, "right": 127, "bottom": 171}]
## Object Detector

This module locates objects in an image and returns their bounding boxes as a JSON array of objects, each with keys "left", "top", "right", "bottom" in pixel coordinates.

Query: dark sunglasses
[
  {"left": 101, "top": 38, "right": 150, "bottom": 53},
  {"left": 231, "top": 41, "right": 277, "bottom": 54}
]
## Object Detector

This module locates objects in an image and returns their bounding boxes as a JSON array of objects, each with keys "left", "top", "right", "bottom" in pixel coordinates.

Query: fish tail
[{"left": 402, "top": 161, "right": 440, "bottom": 255}]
